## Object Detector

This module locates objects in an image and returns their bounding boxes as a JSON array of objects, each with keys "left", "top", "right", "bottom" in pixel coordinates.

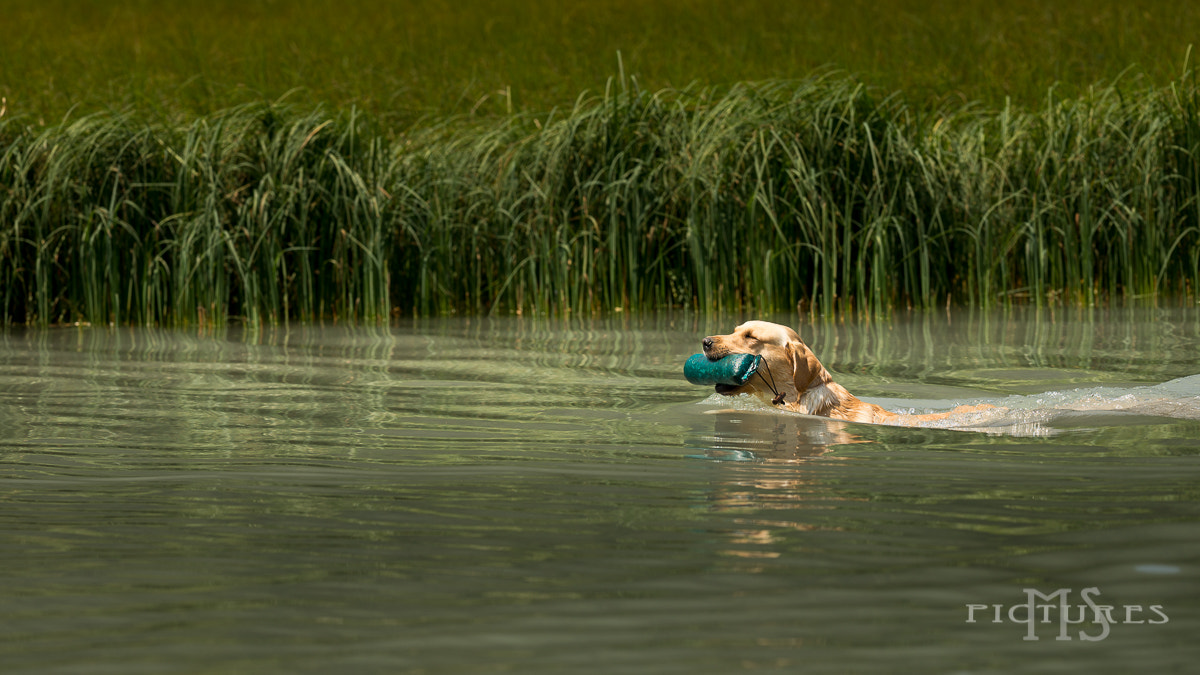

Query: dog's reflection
[
  {"left": 695, "top": 408, "right": 870, "bottom": 463},
  {"left": 691, "top": 409, "right": 874, "bottom": 572}
]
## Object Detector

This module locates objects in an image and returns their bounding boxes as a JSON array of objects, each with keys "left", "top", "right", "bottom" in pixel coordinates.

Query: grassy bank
[
  {"left": 3, "top": 71, "right": 1199, "bottom": 325},
  {"left": 3, "top": 0, "right": 1199, "bottom": 126}
]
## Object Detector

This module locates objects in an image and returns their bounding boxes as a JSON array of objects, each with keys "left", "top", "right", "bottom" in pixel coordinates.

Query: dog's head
[{"left": 701, "top": 320, "right": 830, "bottom": 404}]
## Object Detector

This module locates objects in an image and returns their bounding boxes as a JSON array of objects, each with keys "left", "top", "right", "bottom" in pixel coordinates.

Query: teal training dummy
[{"left": 683, "top": 353, "right": 763, "bottom": 386}]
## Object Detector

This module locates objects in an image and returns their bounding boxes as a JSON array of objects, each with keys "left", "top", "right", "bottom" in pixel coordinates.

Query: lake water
[{"left": 1, "top": 309, "right": 1198, "bottom": 673}]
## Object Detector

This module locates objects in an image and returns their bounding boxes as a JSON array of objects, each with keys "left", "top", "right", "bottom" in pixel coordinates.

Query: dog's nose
[{"left": 702, "top": 337, "right": 714, "bottom": 351}]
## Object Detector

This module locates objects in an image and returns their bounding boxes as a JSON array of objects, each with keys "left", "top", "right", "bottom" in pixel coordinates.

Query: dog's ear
[
  {"left": 786, "top": 334, "right": 829, "bottom": 394},
  {"left": 777, "top": 324, "right": 805, "bottom": 357}
]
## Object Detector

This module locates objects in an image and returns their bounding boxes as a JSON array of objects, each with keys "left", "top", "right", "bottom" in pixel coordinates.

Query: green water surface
[{"left": 1, "top": 309, "right": 1198, "bottom": 673}]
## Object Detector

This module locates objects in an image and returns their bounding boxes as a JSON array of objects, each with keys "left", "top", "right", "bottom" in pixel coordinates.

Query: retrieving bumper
[{"left": 683, "top": 353, "right": 763, "bottom": 386}]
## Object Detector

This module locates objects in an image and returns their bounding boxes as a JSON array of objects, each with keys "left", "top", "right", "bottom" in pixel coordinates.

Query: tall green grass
[{"left": 3, "top": 70, "right": 1200, "bottom": 325}]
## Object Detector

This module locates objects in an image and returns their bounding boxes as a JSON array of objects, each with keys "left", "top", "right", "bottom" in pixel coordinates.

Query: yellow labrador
[{"left": 702, "top": 320, "right": 990, "bottom": 425}]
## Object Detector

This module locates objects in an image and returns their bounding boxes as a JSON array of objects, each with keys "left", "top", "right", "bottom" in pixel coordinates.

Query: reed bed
[{"left": 2, "top": 72, "right": 1199, "bottom": 325}]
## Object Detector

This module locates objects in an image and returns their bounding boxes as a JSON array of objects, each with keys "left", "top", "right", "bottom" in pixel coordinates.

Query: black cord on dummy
[{"left": 754, "top": 361, "right": 787, "bottom": 405}]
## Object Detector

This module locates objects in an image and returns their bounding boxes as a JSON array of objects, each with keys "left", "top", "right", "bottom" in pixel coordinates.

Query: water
[{"left": 1, "top": 309, "right": 1198, "bottom": 673}]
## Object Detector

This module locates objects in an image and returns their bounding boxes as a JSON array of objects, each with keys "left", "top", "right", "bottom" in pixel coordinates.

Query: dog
[{"left": 702, "top": 320, "right": 991, "bottom": 425}]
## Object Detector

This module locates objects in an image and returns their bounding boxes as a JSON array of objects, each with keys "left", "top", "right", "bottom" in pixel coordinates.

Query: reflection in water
[
  {"left": 694, "top": 409, "right": 868, "bottom": 461},
  {"left": 688, "top": 411, "right": 867, "bottom": 571},
  {"left": 792, "top": 306, "right": 1200, "bottom": 405},
  {"left": 0, "top": 308, "right": 1198, "bottom": 673}
]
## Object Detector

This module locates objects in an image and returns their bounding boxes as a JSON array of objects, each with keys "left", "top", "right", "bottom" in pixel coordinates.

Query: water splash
[
  {"left": 881, "top": 374, "right": 1200, "bottom": 436},
  {"left": 702, "top": 374, "right": 1200, "bottom": 437}
]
